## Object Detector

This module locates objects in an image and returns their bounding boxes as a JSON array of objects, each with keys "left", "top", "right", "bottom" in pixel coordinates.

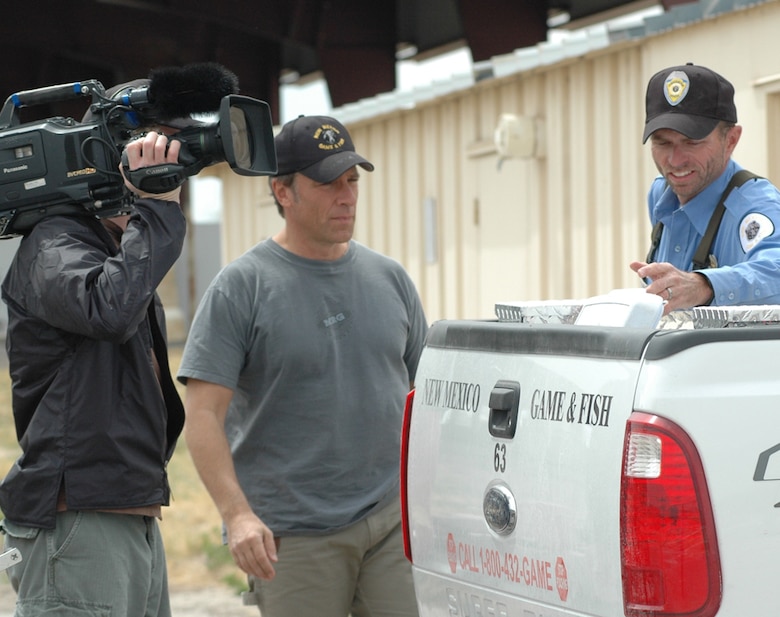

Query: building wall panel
[{"left": 215, "top": 1, "right": 780, "bottom": 323}]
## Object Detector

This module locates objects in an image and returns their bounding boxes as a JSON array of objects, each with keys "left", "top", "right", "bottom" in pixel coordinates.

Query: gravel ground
[{"left": 0, "top": 578, "right": 260, "bottom": 616}]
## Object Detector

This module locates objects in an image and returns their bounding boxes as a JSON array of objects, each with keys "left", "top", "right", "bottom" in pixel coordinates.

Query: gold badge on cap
[
  {"left": 314, "top": 123, "right": 345, "bottom": 152},
  {"left": 664, "top": 70, "right": 690, "bottom": 106}
]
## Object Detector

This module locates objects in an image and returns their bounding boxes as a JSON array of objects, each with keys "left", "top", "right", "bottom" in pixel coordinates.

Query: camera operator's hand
[{"left": 120, "top": 131, "right": 183, "bottom": 202}]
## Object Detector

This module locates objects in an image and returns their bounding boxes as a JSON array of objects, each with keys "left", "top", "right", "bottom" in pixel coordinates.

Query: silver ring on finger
[{"left": 666, "top": 287, "right": 673, "bottom": 301}]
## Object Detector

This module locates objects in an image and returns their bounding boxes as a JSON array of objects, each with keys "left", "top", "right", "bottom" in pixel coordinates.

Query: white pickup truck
[{"left": 400, "top": 289, "right": 780, "bottom": 617}]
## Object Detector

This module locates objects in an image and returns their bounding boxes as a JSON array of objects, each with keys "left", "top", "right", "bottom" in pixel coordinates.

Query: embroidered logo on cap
[
  {"left": 664, "top": 71, "right": 690, "bottom": 106},
  {"left": 314, "top": 124, "right": 345, "bottom": 152}
]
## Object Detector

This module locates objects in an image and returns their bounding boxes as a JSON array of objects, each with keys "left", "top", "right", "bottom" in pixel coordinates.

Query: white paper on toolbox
[{"left": 496, "top": 288, "right": 780, "bottom": 329}]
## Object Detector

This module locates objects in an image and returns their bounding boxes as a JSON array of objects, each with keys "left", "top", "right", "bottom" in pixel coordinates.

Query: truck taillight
[
  {"left": 400, "top": 388, "right": 415, "bottom": 562},
  {"left": 620, "top": 412, "right": 721, "bottom": 617}
]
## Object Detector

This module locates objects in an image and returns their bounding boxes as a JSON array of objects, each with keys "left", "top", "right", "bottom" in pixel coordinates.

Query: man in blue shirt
[{"left": 630, "top": 63, "right": 780, "bottom": 313}]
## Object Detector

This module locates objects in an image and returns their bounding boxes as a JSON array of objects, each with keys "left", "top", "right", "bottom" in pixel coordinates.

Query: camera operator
[{"left": 0, "top": 112, "right": 186, "bottom": 616}]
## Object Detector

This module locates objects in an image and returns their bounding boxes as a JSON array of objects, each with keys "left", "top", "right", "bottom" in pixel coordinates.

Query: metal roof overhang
[{"left": 0, "top": 0, "right": 687, "bottom": 123}]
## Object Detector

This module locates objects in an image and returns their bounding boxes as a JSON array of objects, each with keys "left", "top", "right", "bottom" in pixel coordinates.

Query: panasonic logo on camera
[{"left": 3, "top": 164, "right": 28, "bottom": 174}]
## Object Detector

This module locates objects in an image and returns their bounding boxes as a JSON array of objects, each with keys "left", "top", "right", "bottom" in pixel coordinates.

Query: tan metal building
[{"left": 202, "top": 0, "right": 780, "bottom": 324}]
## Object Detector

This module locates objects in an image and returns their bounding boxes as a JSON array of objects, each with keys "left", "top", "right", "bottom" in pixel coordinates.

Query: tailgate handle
[{"left": 489, "top": 380, "right": 521, "bottom": 438}]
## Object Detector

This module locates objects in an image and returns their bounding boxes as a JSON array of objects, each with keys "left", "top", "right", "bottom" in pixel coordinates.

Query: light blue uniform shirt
[{"left": 648, "top": 160, "right": 780, "bottom": 305}]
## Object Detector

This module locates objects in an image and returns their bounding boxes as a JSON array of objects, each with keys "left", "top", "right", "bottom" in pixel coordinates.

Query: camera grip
[{"left": 124, "top": 163, "right": 187, "bottom": 194}]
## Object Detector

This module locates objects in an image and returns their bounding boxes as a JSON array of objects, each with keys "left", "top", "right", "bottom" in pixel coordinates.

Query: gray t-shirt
[{"left": 178, "top": 239, "right": 428, "bottom": 535}]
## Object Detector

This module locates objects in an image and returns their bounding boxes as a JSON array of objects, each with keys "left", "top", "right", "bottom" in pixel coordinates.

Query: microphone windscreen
[{"left": 147, "top": 62, "right": 239, "bottom": 119}]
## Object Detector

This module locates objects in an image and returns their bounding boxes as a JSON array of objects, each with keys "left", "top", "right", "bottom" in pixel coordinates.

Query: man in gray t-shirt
[{"left": 178, "top": 115, "right": 427, "bottom": 617}]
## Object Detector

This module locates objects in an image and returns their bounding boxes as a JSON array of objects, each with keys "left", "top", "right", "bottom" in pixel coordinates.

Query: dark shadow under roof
[{"left": 0, "top": 0, "right": 689, "bottom": 123}]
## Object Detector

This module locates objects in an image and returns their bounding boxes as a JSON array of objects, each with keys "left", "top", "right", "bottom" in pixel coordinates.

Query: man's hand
[
  {"left": 183, "top": 378, "right": 279, "bottom": 580},
  {"left": 120, "top": 131, "right": 182, "bottom": 202},
  {"left": 630, "top": 261, "right": 715, "bottom": 315},
  {"left": 225, "top": 510, "right": 279, "bottom": 580}
]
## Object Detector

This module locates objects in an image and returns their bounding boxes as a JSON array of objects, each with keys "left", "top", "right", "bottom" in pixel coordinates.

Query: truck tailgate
[{"left": 405, "top": 320, "right": 653, "bottom": 616}]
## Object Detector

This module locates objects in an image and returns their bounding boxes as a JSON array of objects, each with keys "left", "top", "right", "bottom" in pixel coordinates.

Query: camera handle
[
  {"left": 0, "top": 80, "right": 102, "bottom": 129},
  {"left": 124, "top": 162, "right": 188, "bottom": 194},
  {"left": 120, "top": 148, "right": 188, "bottom": 194}
]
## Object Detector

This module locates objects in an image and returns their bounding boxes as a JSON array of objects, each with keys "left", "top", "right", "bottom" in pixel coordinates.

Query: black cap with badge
[
  {"left": 642, "top": 62, "right": 737, "bottom": 143},
  {"left": 274, "top": 115, "right": 374, "bottom": 183}
]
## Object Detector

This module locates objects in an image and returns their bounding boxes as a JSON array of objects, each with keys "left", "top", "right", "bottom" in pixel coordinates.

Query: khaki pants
[
  {"left": 246, "top": 499, "right": 418, "bottom": 617},
  {"left": 1, "top": 511, "right": 170, "bottom": 617}
]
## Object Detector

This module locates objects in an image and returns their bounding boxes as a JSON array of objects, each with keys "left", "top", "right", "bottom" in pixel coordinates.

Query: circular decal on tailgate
[
  {"left": 556, "top": 556, "right": 569, "bottom": 602},
  {"left": 447, "top": 533, "right": 457, "bottom": 573}
]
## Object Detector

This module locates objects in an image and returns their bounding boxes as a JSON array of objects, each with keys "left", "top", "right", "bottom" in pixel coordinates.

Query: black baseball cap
[
  {"left": 642, "top": 63, "right": 737, "bottom": 143},
  {"left": 274, "top": 115, "right": 374, "bottom": 182}
]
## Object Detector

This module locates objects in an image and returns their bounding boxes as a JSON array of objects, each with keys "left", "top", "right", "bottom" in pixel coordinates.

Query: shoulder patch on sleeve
[{"left": 739, "top": 212, "right": 774, "bottom": 253}]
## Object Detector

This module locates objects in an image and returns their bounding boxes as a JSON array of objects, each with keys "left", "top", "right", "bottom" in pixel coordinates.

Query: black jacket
[{"left": 0, "top": 200, "right": 186, "bottom": 528}]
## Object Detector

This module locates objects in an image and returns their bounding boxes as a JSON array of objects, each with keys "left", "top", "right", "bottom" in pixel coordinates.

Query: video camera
[{"left": 0, "top": 63, "right": 277, "bottom": 238}]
